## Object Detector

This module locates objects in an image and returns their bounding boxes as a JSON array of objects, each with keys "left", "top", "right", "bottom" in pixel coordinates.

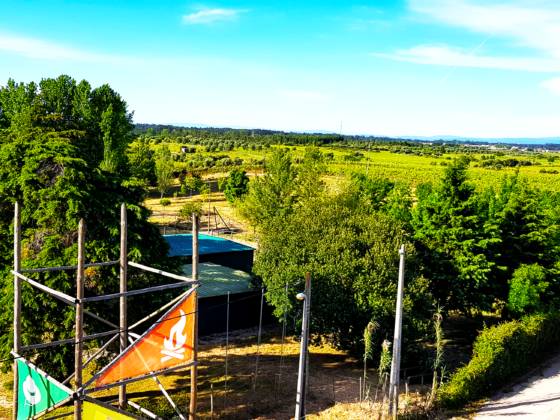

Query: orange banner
[{"left": 94, "top": 290, "right": 196, "bottom": 389}]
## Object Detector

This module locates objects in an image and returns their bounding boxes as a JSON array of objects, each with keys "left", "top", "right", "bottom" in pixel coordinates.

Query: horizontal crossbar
[
  {"left": 11, "top": 271, "right": 77, "bottom": 304},
  {"left": 21, "top": 260, "right": 119, "bottom": 274},
  {"left": 82, "top": 360, "right": 200, "bottom": 394},
  {"left": 81, "top": 280, "right": 200, "bottom": 302},
  {"left": 128, "top": 261, "right": 193, "bottom": 282},
  {"left": 21, "top": 329, "right": 120, "bottom": 351}
]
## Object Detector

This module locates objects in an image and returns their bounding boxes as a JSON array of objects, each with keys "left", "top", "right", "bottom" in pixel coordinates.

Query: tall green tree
[
  {"left": 0, "top": 82, "right": 180, "bottom": 379},
  {"left": 254, "top": 192, "right": 432, "bottom": 356},
  {"left": 224, "top": 169, "right": 249, "bottom": 204},
  {"left": 237, "top": 148, "right": 297, "bottom": 226},
  {"left": 411, "top": 160, "right": 497, "bottom": 311},
  {"left": 128, "top": 137, "right": 156, "bottom": 185},
  {"left": 0, "top": 75, "right": 135, "bottom": 174},
  {"left": 155, "top": 145, "right": 174, "bottom": 198}
]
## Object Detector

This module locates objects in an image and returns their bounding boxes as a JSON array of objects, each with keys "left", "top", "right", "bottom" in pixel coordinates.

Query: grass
[{"left": 145, "top": 141, "right": 560, "bottom": 192}]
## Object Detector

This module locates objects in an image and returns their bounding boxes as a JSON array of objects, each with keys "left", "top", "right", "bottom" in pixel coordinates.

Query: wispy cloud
[
  {"left": 182, "top": 9, "right": 248, "bottom": 25},
  {"left": 278, "top": 90, "right": 331, "bottom": 100},
  {"left": 409, "top": 0, "right": 560, "bottom": 57},
  {"left": 378, "top": 1, "right": 560, "bottom": 72},
  {"left": 540, "top": 78, "right": 560, "bottom": 96},
  {"left": 375, "top": 45, "right": 560, "bottom": 72},
  {"left": 0, "top": 34, "right": 135, "bottom": 64}
]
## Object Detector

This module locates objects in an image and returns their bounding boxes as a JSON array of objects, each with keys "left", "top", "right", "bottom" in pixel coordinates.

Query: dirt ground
[{"left": 0, "top": 317, "right": 488, "bottom": 420}]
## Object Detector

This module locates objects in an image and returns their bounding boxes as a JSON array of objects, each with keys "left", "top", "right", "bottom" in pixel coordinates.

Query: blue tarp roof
[{"left": 165, "top": 234, "right": 254, "bottom": 257}]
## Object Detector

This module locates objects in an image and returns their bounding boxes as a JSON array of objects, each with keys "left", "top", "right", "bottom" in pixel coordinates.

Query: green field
[{"left": 144, "top": 141, "right": 560, "bottom": 192}]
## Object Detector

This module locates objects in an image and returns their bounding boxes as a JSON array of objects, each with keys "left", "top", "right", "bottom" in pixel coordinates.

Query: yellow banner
[{"left": 83, "top": 401, "right": 138, "bottom": 420}]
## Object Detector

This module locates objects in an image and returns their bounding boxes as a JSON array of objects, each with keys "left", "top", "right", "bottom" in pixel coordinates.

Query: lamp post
[{"left": 295, "top": 274, "right": 311, "bottom": 420}]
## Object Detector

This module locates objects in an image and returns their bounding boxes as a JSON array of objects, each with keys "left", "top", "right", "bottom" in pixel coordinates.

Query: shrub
[
  {"left": 508, "top": 264, "right": 548, "bottom": 315},
  {"left": 178, "top": 201, "right": 202, "bottom": 222},
  {"left": 438, "top": 312, "right": 560, "bottom": 409}
]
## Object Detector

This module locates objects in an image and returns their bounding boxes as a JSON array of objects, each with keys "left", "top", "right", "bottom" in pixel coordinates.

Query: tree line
[{"left": 230, "top": 148, "right": 560, "bottom": 360}]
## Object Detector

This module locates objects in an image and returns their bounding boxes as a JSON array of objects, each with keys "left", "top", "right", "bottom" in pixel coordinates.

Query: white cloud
[
  {"left": 375, "top": 45, "right": 560, "bottom": 72},
  {"left": 278, "top": 90, "right": 331, "bottom": 100},
  {"left": 540, "top": 77, "right": 560, "bottom": 96},
  {"left": 0, "top": 34, "right": 135, "bottom": 64},
  {"left": 182, "top": 9, "right": 248, "bottom": 25},
  {"left": 378, "top": 1, "right": 560, "bottom": 71},
  {"left": 409, "top": 0, "right": 560, "bottom": 57}
]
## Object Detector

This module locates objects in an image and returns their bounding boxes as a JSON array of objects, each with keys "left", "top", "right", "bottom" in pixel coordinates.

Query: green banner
[{"left": 17, "top": 359, "right": 70, "bottom": 420}]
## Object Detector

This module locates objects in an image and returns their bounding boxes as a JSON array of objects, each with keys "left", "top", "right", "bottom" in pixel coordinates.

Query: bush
[
  {"left": 178, "top": 201, "right": 202, "bottom": 221},
  {"left": 508, "top": 264, "right": 548, "bottom": 315},
  {"left": 439, "top": 312, "right": 560, "bottom": 409}
]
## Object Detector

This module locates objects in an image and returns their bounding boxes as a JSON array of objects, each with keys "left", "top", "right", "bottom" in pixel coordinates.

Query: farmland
[{"left": 143, "top": 140, "right": 560, "bottom": 193}]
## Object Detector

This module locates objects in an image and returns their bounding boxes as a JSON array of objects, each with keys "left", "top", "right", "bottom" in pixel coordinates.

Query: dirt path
[{"left": 474, "top": 353, "right": 560, "bottom": 419}]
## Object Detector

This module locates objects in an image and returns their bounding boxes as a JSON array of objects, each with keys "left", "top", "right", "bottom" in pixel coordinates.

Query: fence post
[
  {"left": 119, "top": 203, "right": 128, "bottom": 410},
  {"left": 74, "top": 219, "right": 85, "bottom": 420},
  {"left": 13, "top": 202, "right": 21, "bottom": 420},
  {"left": 388, "top": 245, "right": 406, "bottom": 419},
  {"left": 190, "top": 213, "right": 199, "bottom": 420}
]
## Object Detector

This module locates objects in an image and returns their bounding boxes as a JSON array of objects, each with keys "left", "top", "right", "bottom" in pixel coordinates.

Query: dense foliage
[
  {"left": 0, "top": 76, "right": 181, "bottom": 379},
  {"left": 0, "top": 75, "right": 135, "bottom": 174},
  {"left": 234, "top": 146, "right": 560, "bottom": 361},
  {"left": 439, "top": 312, "right": 560, "bottom": 409},
  {"left": 223, "top": 169, "right": 249, "bottom": 204},
  {"left": 253, "top": 193, "right": 433, "bottom": 356}
]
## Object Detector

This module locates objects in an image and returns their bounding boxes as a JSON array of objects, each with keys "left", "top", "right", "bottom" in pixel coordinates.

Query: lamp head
[{"left": 296, "top": 293, "right": 306, "bottom": 300}]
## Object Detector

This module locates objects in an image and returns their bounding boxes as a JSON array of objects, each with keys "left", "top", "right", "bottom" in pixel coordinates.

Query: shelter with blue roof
[
  {"left": 165, "top": 234, "right": 255, "bottom": 272},
  {"left": 165, "top": 234, "right": 274, "bottom": 335}
]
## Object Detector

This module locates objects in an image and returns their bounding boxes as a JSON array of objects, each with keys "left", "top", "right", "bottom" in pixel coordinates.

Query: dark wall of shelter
[
  {"left": 198, "top": 291, "right": 276, "bottom": 335},
  {"left": 182, "top": 250, "right": 254, "bottom": 273}
]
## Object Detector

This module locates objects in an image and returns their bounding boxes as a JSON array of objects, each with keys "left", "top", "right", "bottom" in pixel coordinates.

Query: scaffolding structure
[{"left": 12, "top": 203, "right": 201, "bottom": 420}]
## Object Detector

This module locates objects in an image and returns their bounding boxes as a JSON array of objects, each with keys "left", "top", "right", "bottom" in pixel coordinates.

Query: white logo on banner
[
  {"left": 23, "top": 375, "right": 41, "bottom": 407},
  {"left": 161, "top": 310, "right": 187, "bottom": 362}
]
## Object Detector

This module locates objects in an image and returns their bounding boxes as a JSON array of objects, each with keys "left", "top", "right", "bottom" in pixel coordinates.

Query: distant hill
[
  {"left": 141, "top": 123, "right": 560, "bottom": 146},
  {"left": 397, "top": 135, "right": 560, "bottom": 145}
]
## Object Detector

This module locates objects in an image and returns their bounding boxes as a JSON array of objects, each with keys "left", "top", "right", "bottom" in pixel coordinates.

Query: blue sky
[{"left": 1, "top": 0, "right": 559, "bottom": 138}]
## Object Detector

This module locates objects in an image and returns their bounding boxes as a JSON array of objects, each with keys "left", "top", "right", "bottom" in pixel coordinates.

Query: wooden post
[
  {"left": 190, "top": 214, "right": 199, "bottom": 420},
  {"left": 295, "top": 273, "right": 311, "bottom": 420},
  {"left": 388, "top": 245, "right": 406, "bottom": 419},
  {"left": 207, "top": 182, "right": 211, "bottom": 234},
  {"left": 119, "top": 203, "right": 127, "bottom": 410},
  {"left": 13, "top": 202, "right": 21, "bottom": 420},
  {"left": 74, "top": 219, "right": 86, "bottom": 420}
]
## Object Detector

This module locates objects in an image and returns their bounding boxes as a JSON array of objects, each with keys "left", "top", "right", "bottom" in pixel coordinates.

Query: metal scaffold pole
[
  {"left": 388, "top": 244, "right": 406, "bottom": 419},
  {"left": 120, "top": 203, "right": 128, "bottom": 410},
  {"left": 190, "top": 213, "right": 199, "bottom": 420},
  {"left": 295, "top": 273, "right": 311, "bottom": 420},
  {"left": 74, "top": 219, "right": 86, "bottom": 420},
  {"left": 13, "top": 202, "right": 21, "bottom": 420}
]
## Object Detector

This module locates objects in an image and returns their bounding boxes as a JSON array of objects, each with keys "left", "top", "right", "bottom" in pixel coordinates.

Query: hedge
[{"left": 438, "top": 312, "right": 560, "bottom": 409}]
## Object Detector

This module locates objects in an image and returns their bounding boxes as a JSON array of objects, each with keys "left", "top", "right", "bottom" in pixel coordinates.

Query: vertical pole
[
  {"left": 305, "top": 274, "right": 312, "bottom": 397},
  {"left": 295, "top": 273, "right": 311, "bottom": 420},
  {"left": 74, "top": 219, "right": 85, "bottom": 420},
  {"left": 190, "top": 213, "right": 199, "bottom": 420},
  {"left": 276, "top": 282, "right": 288, "bottom": 406},
  {"left": 252, "top": 288, "right": 265, "bottom": 406},
  {"left": 13, "top": 202, "right": 21, "bottom": 420},
  {"left": 224, "top": 291, "right": 230, "bottom": 413},
  {"left": 210, "top": 384, "right": 214, "bottom": 420},
  {"left": 207, "top": 182, "right": 211, "bottom": 234},
  {"left": 119, "top": 203, "right": 128, "bottom": 410},
  {"left": 388, "top": 244, "right": 406, "bottom": 419}
]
